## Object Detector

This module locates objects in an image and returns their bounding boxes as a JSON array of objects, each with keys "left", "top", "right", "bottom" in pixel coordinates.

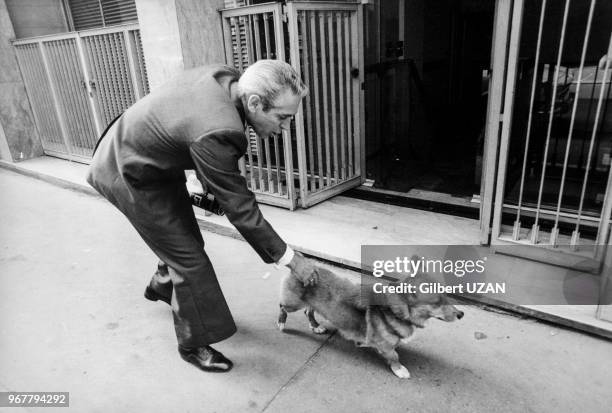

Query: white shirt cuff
[{"left": 274, "top": 246, "right": 295, "bottom": 269}]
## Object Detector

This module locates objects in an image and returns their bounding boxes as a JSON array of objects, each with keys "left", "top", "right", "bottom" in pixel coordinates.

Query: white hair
[{"left": 237, "top": 59, "right": 308, "bottom": 110}]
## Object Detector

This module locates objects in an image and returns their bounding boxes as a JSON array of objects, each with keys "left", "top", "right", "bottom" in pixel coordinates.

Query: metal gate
[
  {"left": 486, "top": 0, "right": 612, "bottom": 271},
  {"left": 220, "top": 1, "right": 364, "bottom": 209},
  {"left": 13, "top": 24, "right": 149, "bottom": 163},
  {"left": 287, "top": 1, "right": 364, "bottom": 208},
  {"left": 221, "top": 3, "right": 297, "bottom": 209}
]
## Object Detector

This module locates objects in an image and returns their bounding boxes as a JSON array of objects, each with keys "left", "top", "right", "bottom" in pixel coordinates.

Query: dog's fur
[{"left": 278, "top": 267, "right": 463, "bottom": 378}]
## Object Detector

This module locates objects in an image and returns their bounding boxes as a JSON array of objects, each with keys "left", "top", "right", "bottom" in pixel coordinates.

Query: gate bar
[
  {"left": 318, "top": 12, "right": 332, "bottom": 186},
  {"left": 253, "top": 14, "right": 262, "bottom": 61},
  {"left": 263, "top": 13, "right": 271, "bottom": 58},
  {"left": 273, "top": 135, "right": 282, "bottom": 195},
  {"left": 513, "top": 0, "right": 547, "bottom": 240},
  {"left": 532, "top": 0, "right": 571, "bottom": 245},
  {"left": 309, "top": 12, "right": 324, "bottom": 189},
  {"left": 354, "top": 5, "right": 364, "bottom": 178},
  {"left": 124, "top": 29, "right": 143, "bottom": 101},
  {"left": 342, "top": 8, "right": 356, "bottom": 177},
  {"left": 336, "top": 12, "right": 346, "bottom": 183},
  {"left": 299, "top": 11, "right": 316, "bottom": 192},
  {"left": 552, "top": 0, "right": 597, "bottom": 247},
  {"left": 328, "top": 12, "right": 339, "bottom": 182}
]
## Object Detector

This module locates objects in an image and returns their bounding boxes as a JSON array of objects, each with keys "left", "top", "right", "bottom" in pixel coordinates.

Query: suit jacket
[{"left": 87, "top": 64, "right": 287, "bottom": 263}]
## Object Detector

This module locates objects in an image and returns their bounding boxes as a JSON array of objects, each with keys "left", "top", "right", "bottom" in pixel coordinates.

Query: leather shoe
[
  {"left": 178, "top": 345, "right": 233, "bottom": 372},
  {"left": 144, "top": 285, "right": 171, "bottom": 305}
]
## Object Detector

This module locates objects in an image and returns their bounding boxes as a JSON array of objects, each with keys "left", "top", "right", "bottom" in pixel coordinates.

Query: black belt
[{"left": 93, "top": 113, "right": 123, "bottom": 155}]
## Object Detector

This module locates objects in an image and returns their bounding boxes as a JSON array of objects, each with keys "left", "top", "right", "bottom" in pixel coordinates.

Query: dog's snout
[{"left": 456, "top": 310, "right": 464, "bottom": 320}]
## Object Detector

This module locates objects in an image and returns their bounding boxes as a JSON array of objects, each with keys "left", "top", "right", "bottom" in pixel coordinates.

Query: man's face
[{"left": 246, "top": 88, "right": 302, "bottom": 138}]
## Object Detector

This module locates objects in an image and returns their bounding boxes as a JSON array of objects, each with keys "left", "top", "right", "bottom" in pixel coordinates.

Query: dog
[{"left": 277, "top": 266, "right": 463, "bottom": 378}]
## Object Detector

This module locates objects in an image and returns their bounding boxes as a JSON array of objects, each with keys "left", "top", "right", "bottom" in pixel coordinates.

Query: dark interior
[{"left": 363, "top": 0, "right": 495, "bottom": 199}]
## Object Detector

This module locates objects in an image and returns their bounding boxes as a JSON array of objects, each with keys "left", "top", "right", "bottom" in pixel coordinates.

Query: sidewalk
[{"left": 1, "top": 167, "right": 611, "bottom": 413}]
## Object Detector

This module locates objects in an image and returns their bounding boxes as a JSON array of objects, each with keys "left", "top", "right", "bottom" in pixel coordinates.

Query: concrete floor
[{"left": 1, "top": 168, "right": 611, "bottom": 413}]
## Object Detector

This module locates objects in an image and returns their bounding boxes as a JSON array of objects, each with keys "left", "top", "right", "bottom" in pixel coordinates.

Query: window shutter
[
  {"left": 102, "top": 0, "right": 138, "bottom": 26},
  {"left": 68, "top": 0, "right": 103, "bottom": 30},
  {"left": 67, "top": 0, "right": 137, "bottom": 31},
  {"left": 224, "top": 0, "right": 247, "bottom": 8}
]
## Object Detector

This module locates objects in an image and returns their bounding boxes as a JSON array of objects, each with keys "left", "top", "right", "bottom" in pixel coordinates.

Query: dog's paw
[
  {"left": 277, "top": 322, "right": 286, "bottom": 332},
  {"left": 390, "top": 363, "right": 411, "bottom": 379},
  {"left": 310, "top": 325, "right": 328, "bottom": 334}
]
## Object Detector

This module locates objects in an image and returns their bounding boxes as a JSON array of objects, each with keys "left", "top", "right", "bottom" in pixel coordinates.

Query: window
[{"left": 65, "top": 0, "right": 138, "bottom": 31}]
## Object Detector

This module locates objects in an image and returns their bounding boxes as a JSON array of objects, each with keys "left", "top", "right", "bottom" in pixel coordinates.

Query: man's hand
[{"left": 287, "top": 252, "right": 319, "bottom": 287}]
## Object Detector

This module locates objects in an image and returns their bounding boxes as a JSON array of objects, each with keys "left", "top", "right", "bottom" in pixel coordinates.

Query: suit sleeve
[{"left": 190, "top": 129, "right": 287, "bottom": 263}]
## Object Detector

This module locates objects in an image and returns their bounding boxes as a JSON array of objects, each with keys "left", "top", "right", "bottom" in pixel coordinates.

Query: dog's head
[
  {"left": 400, "top": 272, "right": 464, "bottom": 328},
  {"left": 406, "top": 294, "right": 464, "bottom": 328}
]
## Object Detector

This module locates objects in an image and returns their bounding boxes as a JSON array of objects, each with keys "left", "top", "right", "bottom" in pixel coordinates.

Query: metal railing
[
  {"left": 13, "top": 24, "right": 149, "bottom": 163},
  {"left": 492, "top": 0, "right": 612, "bottom": 270},
  {"left": 221, "top": 3, "right": 298, "bottom": 209},
  {"left": 220, "top": 1, "right": 364, "bottom": 209},
  {"left": 287, "top": 1, "right": 364, "bottom": 208}
]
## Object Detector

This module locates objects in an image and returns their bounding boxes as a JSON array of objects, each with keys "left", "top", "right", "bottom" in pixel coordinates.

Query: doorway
[{"left": 362, "top": 0, "right": 495, "bottom": 208}]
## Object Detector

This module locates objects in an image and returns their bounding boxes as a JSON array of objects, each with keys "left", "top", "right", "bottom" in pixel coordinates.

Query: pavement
[{"left": 1, "top": 168, "right": 611, "bottom": 413}]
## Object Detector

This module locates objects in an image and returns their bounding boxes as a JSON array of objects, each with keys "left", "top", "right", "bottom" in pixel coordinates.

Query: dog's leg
[
  {"left": 304, "top": 307, "right": 327, "bottom": 334},
  {"left": 277, "top": 305, "right": 288, "bottom": 332},
  {"left": 375, "top": 345, "right": 411, "bottom": 379}
]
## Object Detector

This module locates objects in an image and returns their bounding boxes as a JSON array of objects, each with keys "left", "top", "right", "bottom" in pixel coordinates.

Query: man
[{"left": 87, "top": 60, "right": 318, "bottom": 373}]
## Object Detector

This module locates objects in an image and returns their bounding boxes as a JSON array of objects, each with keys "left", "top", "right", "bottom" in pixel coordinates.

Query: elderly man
[{"left": 87, "top": 60, "right": 318, "bottom": 373}]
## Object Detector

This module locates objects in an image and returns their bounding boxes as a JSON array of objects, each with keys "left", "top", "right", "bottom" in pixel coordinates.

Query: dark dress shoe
[
  {"left": 178, "top": 345, "right": 233, "bottom": 372},
  {"left": 144, "top": 285, "right": 171, "bottom": 305}
]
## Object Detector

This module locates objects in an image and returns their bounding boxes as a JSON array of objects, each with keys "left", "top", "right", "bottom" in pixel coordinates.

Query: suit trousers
[{"left": 98, "top": 178, "right": 237, "bottom": 347}]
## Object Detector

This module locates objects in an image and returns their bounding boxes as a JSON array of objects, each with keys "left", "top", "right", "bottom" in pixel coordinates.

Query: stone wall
[
  {"left": 0, "top": 0, "right": 43, "bottom": 162},
  {"left": 135, "top": 0, "right": 226, "bottom": 91}
]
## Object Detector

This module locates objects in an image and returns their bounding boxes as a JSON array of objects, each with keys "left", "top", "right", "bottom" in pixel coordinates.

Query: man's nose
[{"left": 280, "top": 118, "right": 291, "bottom": 130}]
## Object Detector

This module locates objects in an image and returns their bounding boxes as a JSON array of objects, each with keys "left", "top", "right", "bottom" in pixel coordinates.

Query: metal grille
[
  {"left": 13, "top": 25, "right": 149, "bottom": 163},
  {"left": 81, "top": 31, "right": 136, "bottom": 126},
  {"left": 14, "top": 44, "right": 67, "bottom": 155},
  {"left": 132, "top": 30, "right": 150, "bottom": 96},
  {"left": 287, "top": 2, "right": 364, "bottom": 208},
  {"left": 67, "top": 0, "right": 138, "bottom": 31},
  {"left": 492, "top": 0, "right": 612, "bottom": 269},
  {"left": 44, "top": 38, "right": 99, "bottom": 158},
  {"left": 221, "top": 3, "right": 297, "bottom": 209}
]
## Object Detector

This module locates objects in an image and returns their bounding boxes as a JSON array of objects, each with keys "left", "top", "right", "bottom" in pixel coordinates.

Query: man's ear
[{"left": 246, "top": 94, "right": 262, "bottom": 113}]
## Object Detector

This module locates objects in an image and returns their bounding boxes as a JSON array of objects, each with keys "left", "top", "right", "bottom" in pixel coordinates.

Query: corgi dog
[{"left": 278, "top": 266, "right": 463, "bottom": 378}]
